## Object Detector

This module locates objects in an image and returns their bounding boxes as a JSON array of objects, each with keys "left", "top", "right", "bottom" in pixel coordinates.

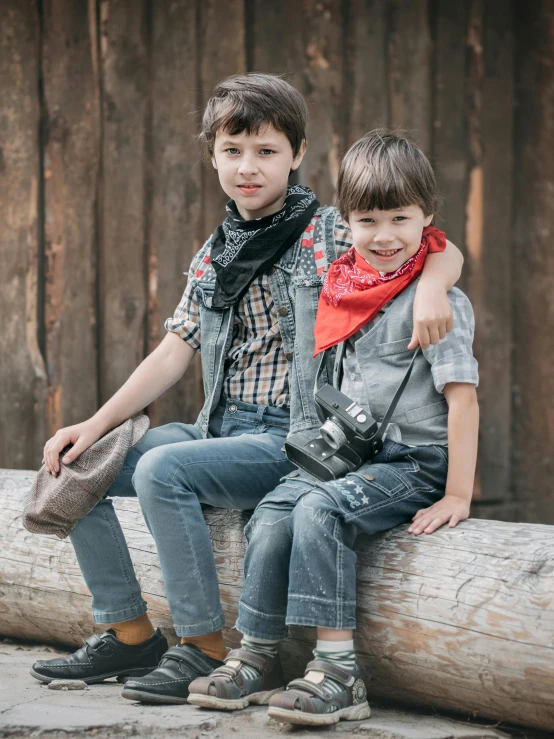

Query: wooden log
[{"left": 1, "top": 470, "right": 554, "bottom": 730}]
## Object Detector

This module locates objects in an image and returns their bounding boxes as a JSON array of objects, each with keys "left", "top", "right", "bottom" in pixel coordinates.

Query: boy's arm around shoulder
[
  {"left": 410, "top": 239, "right": 463, "bottom": 350},
  {"left": 421, "top": 288, "right": 478, "bottom": 394}
]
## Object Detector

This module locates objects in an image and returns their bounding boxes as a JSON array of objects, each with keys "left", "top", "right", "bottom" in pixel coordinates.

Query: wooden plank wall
[
  {"left": 1, "top": 0, "right": 552, "bottom": 523},
  {"left": 512, "top": 0, "right": 554, "bottom": 523}
]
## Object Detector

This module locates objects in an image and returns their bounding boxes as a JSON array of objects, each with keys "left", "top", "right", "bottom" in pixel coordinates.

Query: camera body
[{"left": 284, "top": 384, "right": 382, "bottom": 482}]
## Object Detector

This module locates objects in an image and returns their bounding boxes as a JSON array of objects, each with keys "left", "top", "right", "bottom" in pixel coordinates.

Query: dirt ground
[{"left": 0, "top": 639, "right": 550, "bottom": 739}]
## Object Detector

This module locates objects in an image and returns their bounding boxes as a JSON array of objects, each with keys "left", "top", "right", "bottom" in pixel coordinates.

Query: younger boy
[
  {"left": 33, "top": 78, "right": 462, "bottom": 706},
  {"left": 188, "top": 131, "right": 479, "bottom": 725}
]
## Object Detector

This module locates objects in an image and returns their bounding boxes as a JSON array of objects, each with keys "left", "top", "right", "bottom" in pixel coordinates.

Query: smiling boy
[
  {"left": 32, "top": 77, "right": 463, "bottom": 705},
  {"left": 189, "top": 130, "right": 478, "bottom": 726}
]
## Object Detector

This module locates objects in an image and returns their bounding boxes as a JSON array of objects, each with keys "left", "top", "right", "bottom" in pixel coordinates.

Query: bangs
[
  {"left": 200, "top": 74, "right": 307, "bottom": 157},
  {"left": 212, "top": 94, "right": 287, "bottom": 140},
  {"left": 337, "top": 131, "right": 439, "bottom": 219},
  {"left": 344, "top": 156, "right": 424, "bottom": 214}
]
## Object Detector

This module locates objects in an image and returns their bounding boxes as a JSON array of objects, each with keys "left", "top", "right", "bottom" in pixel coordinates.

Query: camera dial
[{"left": 320, "top": 418, "right": 348, "bottom": 451}]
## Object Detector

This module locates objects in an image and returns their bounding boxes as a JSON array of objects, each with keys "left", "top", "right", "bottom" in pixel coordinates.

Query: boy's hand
[
  {"left": 43, "top": 419, "right": 107, "bottom": 477},
  {"left": 407, "top": 494, "right": 470, "bottom": 535},
  {"left": 409, "top": 278, "right": 454, "bottom": 349}
]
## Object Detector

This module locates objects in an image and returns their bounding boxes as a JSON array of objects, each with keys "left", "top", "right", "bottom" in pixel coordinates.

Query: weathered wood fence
[{"left": 1, "top": 0, "right": 553, "bottom": 523}]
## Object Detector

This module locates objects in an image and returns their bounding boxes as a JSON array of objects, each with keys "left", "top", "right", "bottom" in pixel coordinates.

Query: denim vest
[
  {"left": 331, "top": 281, "right": 476, "bottom": 447},
  {"left": 191, "top": 206, "right": 339, "bottom": 438}
]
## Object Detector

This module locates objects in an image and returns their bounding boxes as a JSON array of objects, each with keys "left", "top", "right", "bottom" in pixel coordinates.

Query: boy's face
[
  {"left": 348, "top": 205, "right": 433, "bottom": 273},
  {"left": 212, "top": 124, "right": 306, "bottom": 220}
]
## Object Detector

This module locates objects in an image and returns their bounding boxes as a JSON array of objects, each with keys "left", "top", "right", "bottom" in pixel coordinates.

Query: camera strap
[
  {"left": 314, "top": 345, "right": 422, "bottom": 433},
  {"left": 374, "top": 346, "right": 422, "bottom": 443}
]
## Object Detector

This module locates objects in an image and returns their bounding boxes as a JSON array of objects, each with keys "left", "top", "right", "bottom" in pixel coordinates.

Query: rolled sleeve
[
  {"left": 423, "top": 289, "right": 479, "bottom": 393},
  {"left": 164, "top": 252, "right": 202, "bottom": 351}
]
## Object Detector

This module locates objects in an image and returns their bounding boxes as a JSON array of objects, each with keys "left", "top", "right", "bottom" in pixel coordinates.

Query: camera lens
[{"left": 320, "top": 419, "right": 348, "bottom": 450}]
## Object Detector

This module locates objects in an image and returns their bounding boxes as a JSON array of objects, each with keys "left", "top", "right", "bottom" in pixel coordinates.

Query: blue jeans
[
  {"left": 236, "top": 441, "right": 448, "bottom": 638},
  {"left": 69, "top": 398, "right": 294, "bottom": 636}
]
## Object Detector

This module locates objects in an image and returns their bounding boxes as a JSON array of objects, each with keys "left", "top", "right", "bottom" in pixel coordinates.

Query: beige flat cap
[{"left": 23, "top": 415, "right": 150, "bottom": 539}]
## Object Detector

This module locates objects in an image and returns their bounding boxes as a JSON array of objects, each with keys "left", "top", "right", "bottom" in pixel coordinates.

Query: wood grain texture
[
  {"left": 146, "top": 1, "right": 203, "bottom": 428},
  {"left": 344, "top": 0, "right": 388, "bottom": 145},
  {"left": 464, "top": 0, "right": 514, "bottom": 510},
  {"left": 42, "top": 0, "right": 100, "bottom": 435},
  {"left": 301, "top": 0, "right": 345, "bottom": 206},
  {"left": 98, "top": 0, "right": 148, "bottom": 403},
  {"left": 432, "top": 0, "right": 468, "bottom": 271},
  {"left": 388, "top": 0, "right": 432, "bottom": 153},
  {"left": 248, "top": 0, "right": 304, "bottom": 81},
  {"left": 199, "top": 0, "right": 245, "bottom": 237},
  {"left": 1, "top": 469, "right": 553, "bottom": 731},
  {"left": 247, "top": 0, "right": 306, "bottom": 188},
  {"left": 512, "top": 0, "right": 554, "bottom": 523},
  {"left": 0, "top": 2, "right": 47, "bottom": 469}
]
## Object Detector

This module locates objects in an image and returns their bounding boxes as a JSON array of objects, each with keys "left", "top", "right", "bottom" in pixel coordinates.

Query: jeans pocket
[{"left": 350, "top": 464, "right": 409, "bottom": 499}]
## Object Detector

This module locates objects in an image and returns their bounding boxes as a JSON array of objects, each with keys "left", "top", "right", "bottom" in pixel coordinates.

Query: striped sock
[
  {"left": 311, "top": 639, "right": 357, "bottom": 696},
  {"left": 236, "top": 635, "right": 280, "bottom": 681}
]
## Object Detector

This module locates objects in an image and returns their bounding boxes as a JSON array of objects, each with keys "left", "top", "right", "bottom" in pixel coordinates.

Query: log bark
[{"left": 1, "top": 469, "right": 553, "bottom": 731}]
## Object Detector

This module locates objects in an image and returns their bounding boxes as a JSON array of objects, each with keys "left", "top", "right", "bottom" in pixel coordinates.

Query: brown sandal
[
  {"left": 188, "top": 648, "right": 285, "bottom": 711},
  {"left": 267, "top": 659, "right": 370, "bottom": 726}
]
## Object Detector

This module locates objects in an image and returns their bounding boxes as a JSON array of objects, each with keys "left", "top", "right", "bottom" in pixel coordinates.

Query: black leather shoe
[
  {"left": 122, "top": 644, "right": 224, "bottom": 704},
  {"left": 30, "top": 628, "right": 168, "bottom": 684}
]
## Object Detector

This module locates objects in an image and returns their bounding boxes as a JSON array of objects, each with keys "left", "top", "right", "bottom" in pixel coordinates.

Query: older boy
[{"left": 32, "top": 78, "right": 462, "bottom": 704}]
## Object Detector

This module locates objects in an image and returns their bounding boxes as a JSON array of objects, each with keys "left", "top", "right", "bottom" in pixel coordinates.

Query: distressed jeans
[
  {"left": 236, "top": 440, "right": 448, "bottom": 638},
  {"left": 69, "top": 398, "right": 294, "bottom": 637}
]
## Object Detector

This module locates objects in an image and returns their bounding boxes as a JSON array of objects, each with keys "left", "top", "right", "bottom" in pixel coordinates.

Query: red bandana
[{"left": 313, "top": 226, "right": 446, "bottom": 355}]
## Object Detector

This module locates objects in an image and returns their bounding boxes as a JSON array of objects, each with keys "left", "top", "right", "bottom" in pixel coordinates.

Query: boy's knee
[
  {"left": 246, "top": 505, "right": 291, "bottom": 547},
  {"left": 290, "top": 491, "right": 335, "bottom": 534},
  {"left": 132, "top": 446, "right": 174, "bottom": 495}
]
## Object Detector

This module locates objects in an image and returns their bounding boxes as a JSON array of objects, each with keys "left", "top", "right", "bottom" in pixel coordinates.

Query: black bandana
[{"left": 210, "top": 185, "right": 320, "bottom": 309}]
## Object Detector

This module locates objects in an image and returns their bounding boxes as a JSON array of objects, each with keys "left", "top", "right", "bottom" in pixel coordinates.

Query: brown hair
[
  {"left": 337, "top": 130, "right": 440, "bottom": 219},
  {"left": 200, "top": 73, "right": 308, "bottom": 157}
]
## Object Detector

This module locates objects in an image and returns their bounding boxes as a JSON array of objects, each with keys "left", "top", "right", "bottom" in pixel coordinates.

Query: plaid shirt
[{"left": 165, "top": 212, "right": 353, "bottom": 407}]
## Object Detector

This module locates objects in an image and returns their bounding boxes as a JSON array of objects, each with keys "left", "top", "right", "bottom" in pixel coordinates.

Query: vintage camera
[{"left": 284, "top": 384, "right": 383, "bottom": 482}]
